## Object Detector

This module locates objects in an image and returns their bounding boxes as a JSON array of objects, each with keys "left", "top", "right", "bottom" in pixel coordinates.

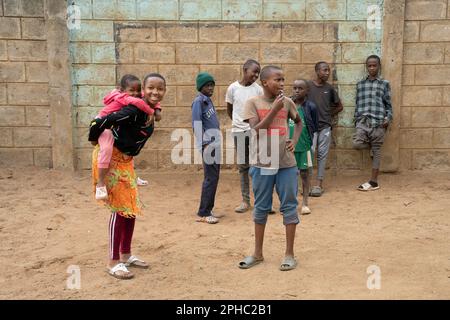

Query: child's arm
[
  {"left": 382, "top": 81, "right": 393, "bottom": 127},
  {"left": 331, "top": 87, "right": 344, "bottom": 115},
  {"left": 154, "top": 108, "right": 162, "bottom": 121},
  {"left": 225, "top": 85, "right": 234, "bottom": 120},
  {"left": 286, "top": 102, "right": 302, "bottom": 152},
  {"left": 191, "top": 99, "right": 204, "bottom": 150},
  {"left": 122, "top": 96, "right": 155, "bottom": 116}
]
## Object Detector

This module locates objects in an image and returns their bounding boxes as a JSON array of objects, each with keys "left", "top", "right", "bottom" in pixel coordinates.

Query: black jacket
[
  {"left": 88, "top": 104, "right": 154, "bottom": 156},
  {"left": 301, "top": 99, "right": 319, "bottom": 141}
]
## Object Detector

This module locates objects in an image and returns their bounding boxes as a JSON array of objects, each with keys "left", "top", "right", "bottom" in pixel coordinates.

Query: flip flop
[
  {"left": 136, "top": 177, "right": 148, "bottom": 186},
  {"left": 279, "top": 256, "right": 297, "bottom": 271},
  {"left": 123, "top": 255, "right": 149, "bottom": 269},
  {"left": 310, "top": 186, "right": 323, "bottom": 197},
  {"left": 107, "top": 263, "right": 134, "bottom": 280},
  {"left": 238, "top": 256, "right": 264, "bottom": 269},
  {"left": 357, "top": 182, "right": 380, "bottom": 191}
]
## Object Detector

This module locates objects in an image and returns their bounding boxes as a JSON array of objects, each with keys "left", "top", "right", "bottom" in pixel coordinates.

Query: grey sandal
[
  {"left": 310, "top": 186, "right": 323, "bottom": 197},
  {"left": 238, "top": 256, "right": 264, "bottom": 269},
  {"left": 279, "top": 256, "right": 297, "bottom": 271}
]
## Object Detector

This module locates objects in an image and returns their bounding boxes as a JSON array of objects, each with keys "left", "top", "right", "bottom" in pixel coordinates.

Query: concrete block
[
  {"left": 7, "top": 40, "right": 47, "bottom": 61},
  {"left": 13, "top": 127, "right": 51, "bottom": 147},
  {"left": 0, "top": 84, "right": 7, "bottom": 105},
  {"left": 117, "top": 23, "right": 156, "bottom": 43},
  {"left": 399, "top": 128, "right": 433, "bottom": 148},
  {"left": 4, "top": 0, "right": 44, "bottom": 17},
  {"left": 92, "top": 43, "right": 116, "bottom": 64},
  {"left": 0, "top": 62, "right": 25, "bottom": 82},
  {"left": 69, "top": 20, "right": 114, "bottom": 42},
  {"left": 180, "top": 0, "right": 221, "bottom": 20},
  {"left": 199, "top": 22, "right": 239, "bottom": 42},
  {"left": 415, "top": 65, "right": 450, "bottom": 85},
  {"left": 75, "top": 148, "right": 94, "bottom": 170},
  {"left": 263, "top": 0, "right": 306, "bottom": 21},
  {"left": 283, "top": 64, "right": 316, "bottom": 84},
  {"left": 0, "top": 128, "right": 13, "bottom": 147},
  {"left": 25, "top": 62, "right": 48, "bottom": 82},
  {"left": 159, "top": 65, "right": 199, "bottom": 85},
  {"left": 403, "top": 43, "right": 444, "bottom": 64},
  {"left": 25, "top": 106, "right": 50, "bottom": 126},
  {"left": 135, "top": 43, "right": 175, "bottom": 64},
  {"left": 21, "top": 18, "right": 46, "bottom": 40},
  {"left": 0, "top": 41, "right": 6, "bottom": 61},
  {"left": 137, "top": 0, "right": 178, "bottom": 20},
  {"left": 0, "top": 17, "right": 21, "bottom": 38},
  {"left": 156, "top": 22, "right": 198, "bottom": 42},
  {"left": 325, "top": 22, "right": 366, "bottom": 42},
  {"left": 261, "top": 43, "right": 300, "bottom": 63},
  {"left": 158, "top": 107, "right": 193, "bottom": 127},
  {"left": 93, "top": 0, "right": 136, "bottom": 20},
  {"left": 346, "top": 0, "right": 382, "bottom": 20},
  {"left": 404, "top": 21, "right": 419, "bottom": 42},
  {"left": 421, "top": 21, "right": 450, "bottom": 42},
  {"left": 445, "top": 44, "right": 450, "bottom": 64},
  {"left": 336, "top": 149, "right": 362, "bottom": 169},
  {"left": 306, "top": 0, "right": 346, "bottom": 21},
  {"left": 337, "top": 106, "right": 356, "bottom": 127},
  {"left": 240, "top": 23, "right": 281, "bottom": 42},
  {"left": 70, "top": 43, "right": 91, "bottom": 64},
  {"left": 0, "top": 148, "right": 34, "bottom": 166},
  {"left": 335, "top": 64, "right": 365, "bottom": 85},
  {"left": 222, "top": 0, "right": 263, "bottom": 20},
  {"left": 176, "top": 44, "right": 217, "bottom": 64},
  {"left": 282, "top": 22, "right": 323, "bottom": 42},
  {"left": 411, "top": 107, "right": 450, "bottom": 128},
  {"left": 405, "top": 0, "right": 447, "bottom": 20},
  {"left": 91, "top": 86, "right": 116, "bottom": 107},
  {"left": 73, "top": 65, "right": 115, "bottom": 85},
  {"left": 338, "top": 85, "right": 356, "bottom": 107},
  {"left": 341, "top": 43, "right": 380, "bottom": 63},
  {"left": 399, "top": 148, "right": 412, "bottom": 170},
  {"left": 0, "top": 106, "right": 25, "bottom": 125},
  {"left": 33, "top": 148, "right": 52, "bottom": 167},
  {"left": 433, "top": 128, "right": 450, "bottom": 148},
  {"left": 302, "top": 43, "right": 341, "bottom": 63},
  {"left": 116, "top": 43, "right": 135, "bottom": 64},
  {"left": 402, "top": 86, "right": 442, "bottom": 106},
  {"left": 161, "top": 85, "right": 176, "bottom": 106},
  {"left": 443, "top": 87, "right": 450, "bottom": 106},
  {"left": 412, "top": 150, "right": 450, "bottom": 170},
  {"left": 116, "top": 64, "right": 158, "bottom": 83},
  {"left": 74, "top": 107, "right": 101, "bottom": 127},
  {"left": 218, "top": 44, "right": 259, "bottom": 64},
  {"left": 335, "top": 127, "right": 355, "bottom": 148},
  {"left": 73, "top": 0, "right": 93, "bottom": 19},
  {"left": 402, "top": 65, "right": 415, "bottom": 85},
  {"left": 176, "top": 86, "right": 197, "bottom": 107},
  {"left": 400, "top": 106, "right": 411, "bottom": 128},
  {"left": 199, "top": 65, "right": 241, "bottom": 86}
]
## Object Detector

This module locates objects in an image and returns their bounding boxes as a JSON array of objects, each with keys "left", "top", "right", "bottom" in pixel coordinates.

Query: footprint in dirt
[{"left": 47, "top": 213, "right": 66, "bottom": 230}]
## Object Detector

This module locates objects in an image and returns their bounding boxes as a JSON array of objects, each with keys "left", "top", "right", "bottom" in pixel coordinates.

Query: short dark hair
[
  {"left": 314, "top": 61, "right": 329, "bottom": 72},
  {"left": 366, "top": 54, "right": 381, "bottom": 65},
  {"left": 294, "top": 79, "right": 309, "bottom": 89},
  {"left": 143, "top": 73, "right": 166, "bottom": 86},
  {"left": 119, "top": 74, "right": 140, "bottom": 90},
  {"left": 260, "top": 65, "right": 282, "bottom": 81},
  {"left": 243, "top": 59, "right": 260, "bottom": 70}
]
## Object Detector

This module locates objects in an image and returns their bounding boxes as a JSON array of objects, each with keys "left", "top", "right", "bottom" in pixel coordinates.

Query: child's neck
[
  {"left": 368, "top": 74, "right": 378, "bottom": 80},
  {"left": 263, "top": 91, "right": 276, "bottom": 100},
  {"left": 239, "top": 78, "right": 253, "bottom": 87},
  {"left": 294, "top": 96, "right": 306, "bottom": 105},
  {"left": 314, "top": 78, "right": 326, "bottom": 86}
]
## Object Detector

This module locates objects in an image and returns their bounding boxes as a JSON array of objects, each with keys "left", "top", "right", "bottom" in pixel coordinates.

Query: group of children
[{"left": 90, "top": 54, "right": 392, "bottom": 277}]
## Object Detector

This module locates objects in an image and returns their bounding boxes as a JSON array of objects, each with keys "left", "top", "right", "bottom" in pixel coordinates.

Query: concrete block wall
[
  {"left": 400, "top": 0, "right": 450, "bottom": 170},
  {"left": 0, "top": 0, "right": 52, "bottom": 167},
  {"left": 69, "top": 0, "right": 384, "bottom": 170}
]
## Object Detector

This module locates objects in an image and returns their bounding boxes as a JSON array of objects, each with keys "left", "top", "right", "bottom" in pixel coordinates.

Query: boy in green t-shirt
[{"left": 289, "top": 79, "right": 319, "bottom": 215}]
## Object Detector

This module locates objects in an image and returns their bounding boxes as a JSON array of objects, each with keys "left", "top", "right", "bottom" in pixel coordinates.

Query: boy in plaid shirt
[{"left": 353, "top": 55, "right": 393, "bottom": 191}]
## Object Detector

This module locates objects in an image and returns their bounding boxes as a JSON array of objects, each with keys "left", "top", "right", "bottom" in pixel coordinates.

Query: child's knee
[
  {"left": 282, "top": 210, "right": 299, "bottom": 225},
  {"left": 253, "top": 211, "right": 268, "bottom": 225},
  {"left": 352, "top": 139, "right": 368, "bottom": 150}
]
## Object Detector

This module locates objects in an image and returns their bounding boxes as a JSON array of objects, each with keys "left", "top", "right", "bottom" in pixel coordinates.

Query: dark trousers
[{"left": 198, "top": 147, "right": 220, "bottom": 217}]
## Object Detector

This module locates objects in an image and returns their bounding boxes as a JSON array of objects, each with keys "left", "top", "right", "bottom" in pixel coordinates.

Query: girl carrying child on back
[{"left": 94, "top": 74, "right": 162, "bottom": 200}]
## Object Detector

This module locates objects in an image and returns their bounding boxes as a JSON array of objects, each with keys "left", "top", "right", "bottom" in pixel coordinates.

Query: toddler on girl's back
[{"left": 93, "top": 74, "right": 162, "bottom": 200}]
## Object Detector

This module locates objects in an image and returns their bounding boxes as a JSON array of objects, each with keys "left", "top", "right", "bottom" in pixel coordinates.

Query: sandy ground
[{"left": 0, "top": 167, "right": 449, "bottom": 300}]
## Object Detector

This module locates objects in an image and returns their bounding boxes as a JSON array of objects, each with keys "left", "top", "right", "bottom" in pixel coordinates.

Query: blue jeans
[
  {"left": 249, "top": 166, "right": 299, "bottom": 225},
  {"left": 197, "top": 147, "right": 220, "bottom": 217}
]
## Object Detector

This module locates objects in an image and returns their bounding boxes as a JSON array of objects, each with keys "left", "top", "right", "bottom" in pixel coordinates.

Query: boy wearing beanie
[{"left": 191, "top": 72, "right": 222, "bottom": 224}]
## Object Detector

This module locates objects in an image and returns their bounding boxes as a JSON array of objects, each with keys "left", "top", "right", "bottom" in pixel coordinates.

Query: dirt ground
[{"left": 0, "top": 167, "right": 449, "bottom": 300}]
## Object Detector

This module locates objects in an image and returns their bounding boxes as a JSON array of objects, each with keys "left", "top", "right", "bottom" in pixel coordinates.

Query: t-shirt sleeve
[
  {"left": 331, "top": 85, "right": 341, "bottom": 105},
  {"left": 225, "top": 84, "right": 234, "bottom": 104},
  {"left": 241, "top": 98, "right": 258, "bottom": 122}
]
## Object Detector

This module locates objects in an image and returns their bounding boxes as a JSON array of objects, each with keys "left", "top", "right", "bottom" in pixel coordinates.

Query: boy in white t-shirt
[{"left": 226, "top": 59, "right": 263, "bottom": 213}]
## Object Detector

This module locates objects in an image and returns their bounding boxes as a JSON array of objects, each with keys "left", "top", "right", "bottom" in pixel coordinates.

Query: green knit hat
[{"left": 196, "top": 72, "right": 215, "bottom": 91}]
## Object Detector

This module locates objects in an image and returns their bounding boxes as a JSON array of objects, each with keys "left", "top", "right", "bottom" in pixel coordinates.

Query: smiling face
[
  {"left": 262, "top": 69, "right": 285, "bottom": 98},
  {"left": 366, "top": 58, "right": 380, "bottom": 78},
  {"left": 292, "top": 80, "right": 308, "bottom": 101},
  {"left": 243, "top": 63, "right": 261, "bottom": 86},
  {"left": 200, "top": 81, "right": 215, "bottom": 97},
  {"left": 143, "top": 77, "right": 166, "bottom": 107}
]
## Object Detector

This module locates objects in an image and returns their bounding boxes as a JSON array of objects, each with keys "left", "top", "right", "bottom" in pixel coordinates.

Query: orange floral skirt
[{"left": 92, "top": 145, "right": 142, "bottom": 218}]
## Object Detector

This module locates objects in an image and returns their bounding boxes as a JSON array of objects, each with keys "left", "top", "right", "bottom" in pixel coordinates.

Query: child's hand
[
  {"left": 272, "top": 92, "right": 285, "bottom": 111},
  {"left": 286, "top": 139, "right": 295, "bottom": 152},
  {"left": 154, "top": 109, "right": 162, "bottom": 121},
  {"left": 382, "top": 118, "right": 389, "bottom": 128}
]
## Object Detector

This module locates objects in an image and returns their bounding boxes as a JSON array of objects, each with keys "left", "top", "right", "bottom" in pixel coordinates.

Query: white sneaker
[
  {"left": 95, "top": 186, "right": 108, "bottom": 200},
  {"left": 136, "top": 177, "right": 148, "bottom": 186},
  {"left": 301, "top": 206, "right": 311, "bottom": 215}
]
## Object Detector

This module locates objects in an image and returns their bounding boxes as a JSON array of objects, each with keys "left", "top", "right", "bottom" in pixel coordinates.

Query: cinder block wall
[
  {"left": 69, "top": 0, "right": 383, "bottom": 170},
  {"left": 400, "top": 0, "right": 450, "bottom": 170},
  {"left": 0, "top": 0, "right": 51, "bottom": 167}
]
